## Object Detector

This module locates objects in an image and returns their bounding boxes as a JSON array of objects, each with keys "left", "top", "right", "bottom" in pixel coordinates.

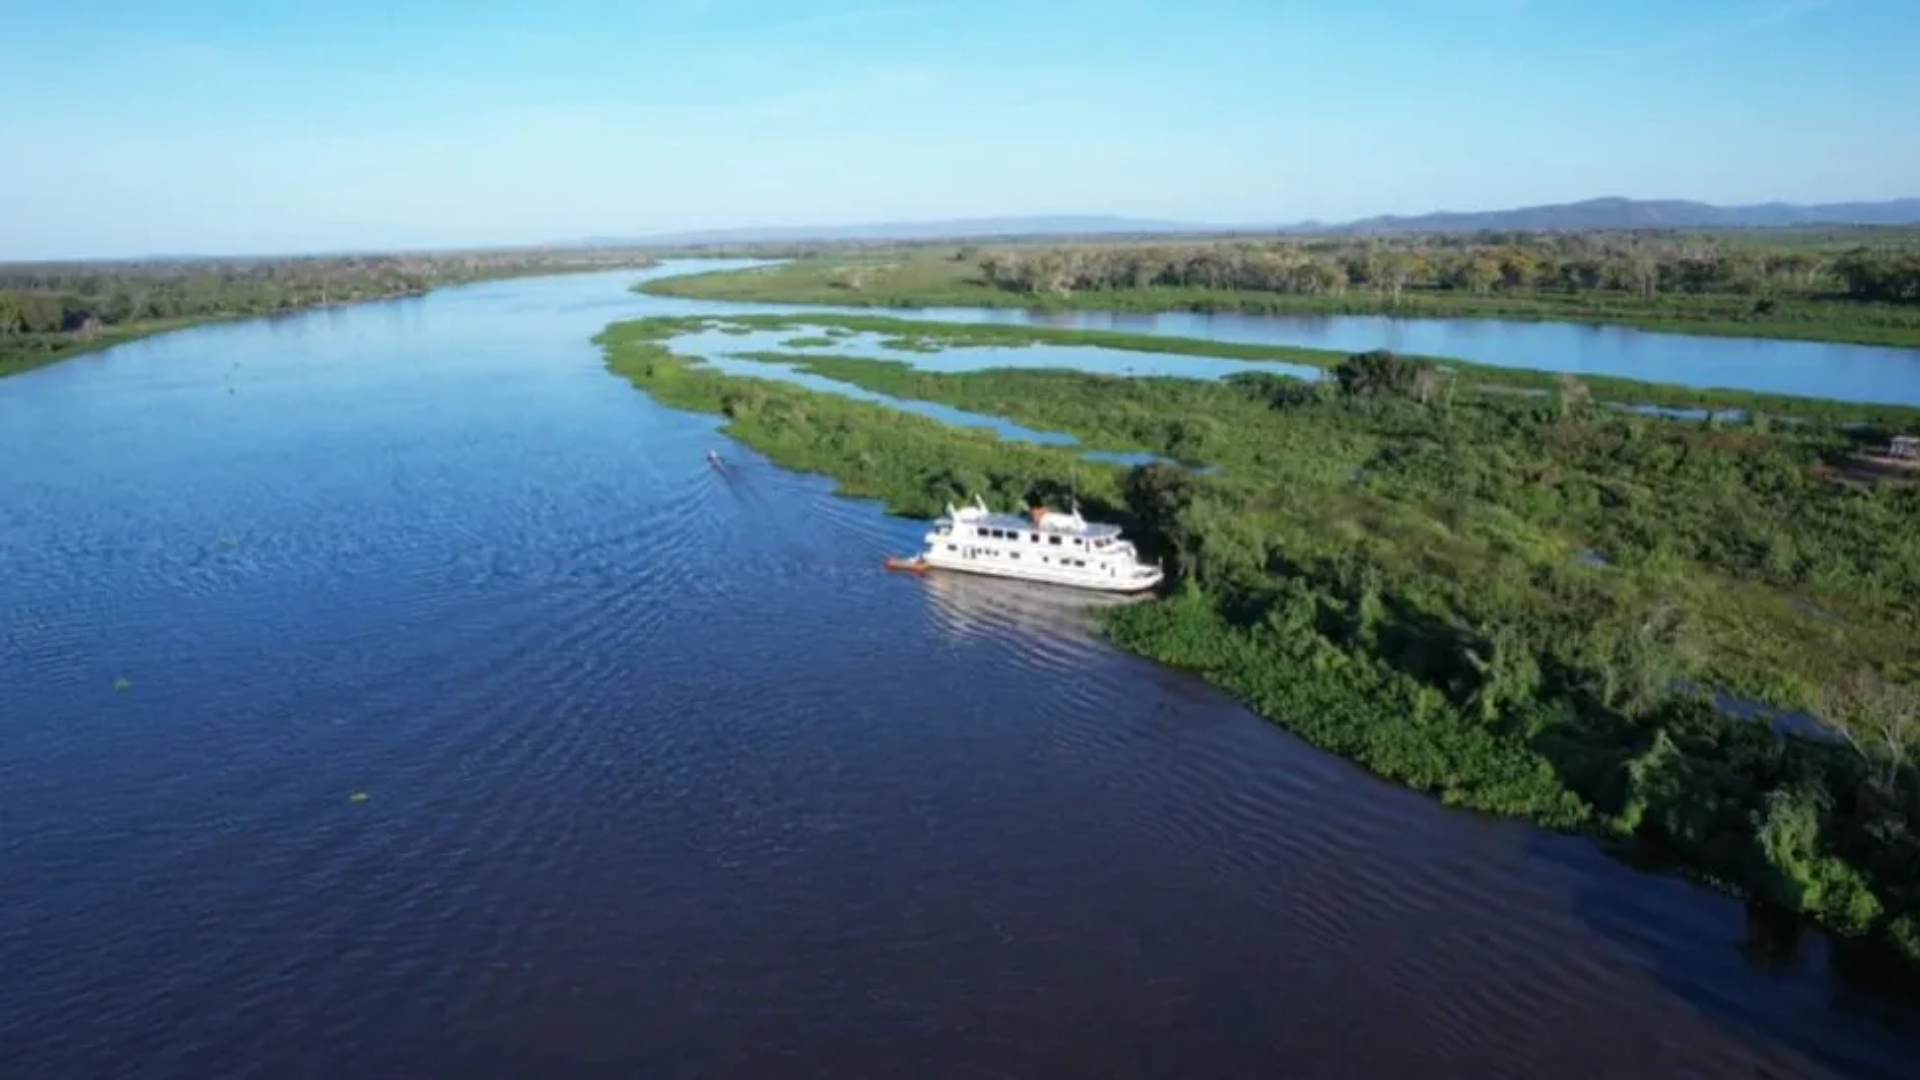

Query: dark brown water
[{"left": 2, "top": 265, "right": 1916, "bottom": 1078}]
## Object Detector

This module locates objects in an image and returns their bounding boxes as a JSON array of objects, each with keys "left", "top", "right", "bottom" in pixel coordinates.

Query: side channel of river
[
  {"left": 1, "top": 262, "right": 1914, "bottom": 1078},
  {"left": 643, "top": 262, "right": 1920, "bottom": 407}
]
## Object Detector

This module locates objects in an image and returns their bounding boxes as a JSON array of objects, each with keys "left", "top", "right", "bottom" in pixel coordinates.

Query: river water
[
  {"left": 902, "top": 306, "right": 1920, "bottom": 407},
  {"left": 3, "top": 263, "right": 1916, "bottom": 1078}
]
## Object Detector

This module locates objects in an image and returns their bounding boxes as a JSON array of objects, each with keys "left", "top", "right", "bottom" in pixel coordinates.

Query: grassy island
[
  {"left": 599, "top": 312, "right": 1920, "bottom": 974},
  {"left": 640, "top": 229, "right": 1920, "bottom": 348},
  {"left": 1, "top": 248, "right": 660, "bottom": 379}
]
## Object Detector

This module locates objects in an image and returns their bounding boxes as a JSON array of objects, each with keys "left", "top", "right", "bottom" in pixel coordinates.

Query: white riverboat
[{"left": 889, "top": 496, "right": 1165, "bottom": 593}]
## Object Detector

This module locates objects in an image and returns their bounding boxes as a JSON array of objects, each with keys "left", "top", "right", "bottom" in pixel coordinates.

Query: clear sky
[{"left": 2, "top": 0, "right": 1914, "bottom": 258}]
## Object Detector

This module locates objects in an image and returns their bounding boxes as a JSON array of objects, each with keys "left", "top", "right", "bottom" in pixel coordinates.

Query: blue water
[
  {"left": 672, "top": 326, "right": 1330, "bottom": 383},
  {"left": 936, "top": 308, "right": 1920, "bottom": 406},
  {"left": 3, "top": 262, "right": 1917, "bottom": 1078},
  {"left": 649, "top": 265, "right": 1920, "bottom": 406}
]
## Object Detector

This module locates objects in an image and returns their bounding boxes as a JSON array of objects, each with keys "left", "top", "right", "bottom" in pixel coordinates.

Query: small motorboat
[
  {"left": 706, "top": 449, "right": 724, "bottom": 468},
  {"left": 883, "top": 556, "right": 929, "bottom": 574}
]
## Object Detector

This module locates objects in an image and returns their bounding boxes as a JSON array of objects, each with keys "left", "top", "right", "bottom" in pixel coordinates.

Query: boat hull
[{"left": 919, "top": 552, "right": 1163, "bottom": 593}]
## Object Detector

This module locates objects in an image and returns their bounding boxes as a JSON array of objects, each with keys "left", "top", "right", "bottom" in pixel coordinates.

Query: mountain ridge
[
  {"left": 602, "top": 197, "right": 1920, "bottom": 245},
  {"left": 1336, "top": 196, "right": 1920, "bottom": 234}
]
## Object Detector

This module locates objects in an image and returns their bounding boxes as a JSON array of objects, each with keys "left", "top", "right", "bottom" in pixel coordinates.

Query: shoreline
[
  {"left": 673, "top": 310, "right": 1920, "bottom": 425},
  {"left": 640, "top": 263, "right": 1920, "bottom": 350},
  {"left": 1, "top": 260, "right": 659, "bottom": 381},
  {"left": 1, "top": 318, "right": 218, "bottom": 379}
]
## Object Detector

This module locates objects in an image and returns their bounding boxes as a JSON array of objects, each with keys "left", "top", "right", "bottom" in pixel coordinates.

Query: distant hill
[
  {"left": 603, "top": 198, "right": 1920, "bottom": 246},
  {"left": 1327, "top": 196, "right": 1920, "bottom": 234}
]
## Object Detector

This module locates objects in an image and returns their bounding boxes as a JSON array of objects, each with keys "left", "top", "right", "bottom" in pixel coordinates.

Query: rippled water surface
[{"left": 3, "top": 264, "right": 1917, "bottom": 1078}]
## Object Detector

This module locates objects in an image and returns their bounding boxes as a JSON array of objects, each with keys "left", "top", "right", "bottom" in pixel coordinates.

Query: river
[
  {"left": 2, "top": 263, "right": 1916, "bottom": 1078},
  {"left": 651, "top": 266, "right": 1920, "bottom": 407}
]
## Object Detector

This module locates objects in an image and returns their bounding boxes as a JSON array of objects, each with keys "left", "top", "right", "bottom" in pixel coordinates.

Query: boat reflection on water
[{"left": 920, "top": 567, "right": 1155, "bottom": 653}]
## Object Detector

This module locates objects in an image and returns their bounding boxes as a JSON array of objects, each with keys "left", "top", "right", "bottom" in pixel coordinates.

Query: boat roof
[
  {"left": 942, "top": 502, "right": 1124, "bottom": 539},
  {"left": 995, "top": 512, "right": 1120, "bottom": 538}
]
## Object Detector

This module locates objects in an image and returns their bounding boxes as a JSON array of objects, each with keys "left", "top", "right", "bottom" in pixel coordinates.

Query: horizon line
[{"left": 8, "top": 193, "right": 1920, "bottom": 265}]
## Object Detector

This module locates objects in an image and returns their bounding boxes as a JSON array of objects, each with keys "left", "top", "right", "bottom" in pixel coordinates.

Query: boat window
[
  {"left": 975, "top": 527, "right": 987, "bottom": 537},
  {"left": 1009, "top": 551, "right": 1020, "bottom": 560},
  {"left": 1048, "top": 536, "right": 1061, "bottom": 546},
  {"left": 946, "top": 544, "right": 957, "bottom": 551},
  {"left": 1029, "top": 533, "right": 1040, "bottom": 542}
]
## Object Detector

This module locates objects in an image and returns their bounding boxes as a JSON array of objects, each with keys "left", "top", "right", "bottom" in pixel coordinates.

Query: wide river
[{"left": 3, "top": 263, "right": 1917, "bottom": 1078}]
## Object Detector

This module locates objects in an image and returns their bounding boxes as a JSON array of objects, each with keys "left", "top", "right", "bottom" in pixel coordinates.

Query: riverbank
[
  {"left": 639, "top": 255, "right": 1920, "bottom": 349},
  {"left": 598, "top": 313, "right": 1920, "bottom": 975},
  {"left": 677, "top": 311, "right": 1920, "bottom": 427},
  {"left": 1, "top": 254, "right": 660, "bottom": 380},
  {"left": 0, "top": 319, "right": 214, "bottom": 379}
]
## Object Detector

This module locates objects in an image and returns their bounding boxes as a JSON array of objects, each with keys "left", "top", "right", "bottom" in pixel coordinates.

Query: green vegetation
[
  {"left": 1, "top": 248, "right": 659, "bottom": 378},
  {"left": 596, "top": 316, "right": 1117, "bottom": 518},
  {"left": 641, "top": 232, "right": 1920, "bottom": 347},
  {"left": 684, "top": 311, "right": 1920, "bottom": 429},
  {"left": 602, "top": 312, "right": 1920, "bottom": 973},
  {"left": 2, "top": 319, "right": 214, "bottom": 379}
]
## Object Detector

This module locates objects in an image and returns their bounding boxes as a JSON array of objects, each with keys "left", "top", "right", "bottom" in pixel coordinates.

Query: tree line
[
  {"left": 0, "top": 248, "right": 659, "bottom": 343},
  {"left": 974, "top": 234, "right": 1920, "bottom": 303}
]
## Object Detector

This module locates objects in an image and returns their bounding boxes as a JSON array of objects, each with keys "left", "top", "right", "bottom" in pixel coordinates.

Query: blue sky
[{"left": 1, "top": 0, "right": 1914, "bottom": 258}]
